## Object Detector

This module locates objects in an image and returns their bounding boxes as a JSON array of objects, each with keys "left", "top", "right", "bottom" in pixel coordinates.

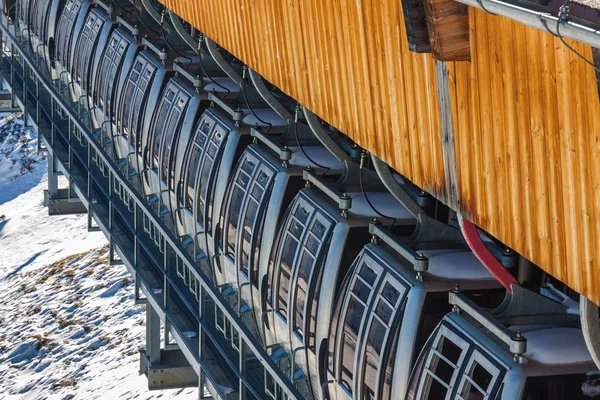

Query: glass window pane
[
  {"left": 186, "top": 145, "right": 202, "bottom": 210},
  {"left": 359, "top": 264, "right": 377, "bottom": 286},
  {"left": 240, "top": 198, "right": 259, "bottom": 276},
  {"left": 440, "top": 337, "right": 462, "bottom": 366},
  {"left": 294, "top": 286, "right": 307, "bottom": 336},
  {"left": 293, "top": 251, "right": 315, "bottom": 335},
  {"left": 277, "top": 268, "right": 291, "bottom": 318},
  {"left": 305, "top": 233, "right": 319, "bottom": 256},
  {"left": 374, "top": 299, "right": 393, "bottom": 325},
  {"left": 381, "top": 282, "right": 400, "bottom": 305},
  {"left": 226, "top": 186, "right": 245, "bottom": 256},
  {"left": 352, "top": 279, "right": 371, "bottom": 303},
  {"left": 340, "top": 297, "right": 366, "bottom": 393},
  {"left": 426, "top": 374, "right": 449, "bottom": 399},
  {"left": 294, "top": 204, "right": 309, "bottom": 224},
  {"left": 363, "top": 319, "right": 386, "bottom": 400}
]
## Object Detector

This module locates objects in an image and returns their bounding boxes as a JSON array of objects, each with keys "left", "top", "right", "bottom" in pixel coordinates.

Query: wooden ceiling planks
[{"left": 160, "top": 0, "right": 600, "bottom": 305}]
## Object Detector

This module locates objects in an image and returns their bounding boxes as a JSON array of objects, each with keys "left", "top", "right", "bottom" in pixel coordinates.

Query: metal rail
[{"left": 459, "top": 0, "right": 600, "bottom": 49}]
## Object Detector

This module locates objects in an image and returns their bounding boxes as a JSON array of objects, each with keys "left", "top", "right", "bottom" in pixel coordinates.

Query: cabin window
[
  {"left": 419, "top": 326, "right": 469, "bottom": 399},
  {"left": 56, "top": 0, "right": 77, "bottom": 63},
  {"left": 380, "top": 322, "right": 401, "bottom": 400},
  {"left": 119, "top": 61, "right": 141, "bottom": 136},
  {"left": 239, "top": 168, "right": 273, "bottom": 279},
  {"left": 73, "top": 11, "right": 105, "bottom": 92},
  {"left": 328, "top": 257, "right": 358, "bottom": 372},
  {"left": 361, "top": 277, "right": 408, "bottom": 399},
  {"left": 194, "top": 122, "right": 228, "bottom": 230},
  {"left": 161, "top": 95, "right": 189, "bottom": 185},
  {"left": 339, "top": 263, "right": 381, "bottom": 394},
  {"left": 96, "top": 32, "right": 130, "bottom": 118},
  {"left": 224, "top": 154, "right": 276, "bottom": 282},
  {"left": 148, "top": 83, "right": 189, "bottom": 184},
  {"left": 225, "top": 157, "right": 254, "bottom": 258},
  {"left": 291, "top": 212, "right": 334, "bottom": 348},
  {"left": 125, "top": 60, "right": 156, "bottom": 149},
  {"left": 185, "top": 121, "right": 209, "bottom": 211},
  {"left": 276, "top": 234, "right": 299, "bottom": 319},
  {"left": 185, "top": 142, "right": 202, "bottom": 211}
]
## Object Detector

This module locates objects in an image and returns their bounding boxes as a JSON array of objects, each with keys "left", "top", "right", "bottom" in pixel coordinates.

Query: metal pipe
[
  {"left": 168, "top": 9, "right": 196, "bottom": 51},
  {"left": 204, "top": 37, "right": 244, "bottom": 88},
  {"left": 248, "top": 68, "right": 293, "bottom": 122},
  {"left": 459, "top": 0, "right": 600, "bottom": 49},
  {"left": 371, "top": 154, "right": 423, "bottom": 218},
  {"left": 458, "top": 215, "right": 519, "bottom": 292}
]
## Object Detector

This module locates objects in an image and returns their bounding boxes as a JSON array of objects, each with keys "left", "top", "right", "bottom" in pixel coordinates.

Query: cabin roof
[{"left": 523, "top": 327, "right": 593, "bottom": 366}]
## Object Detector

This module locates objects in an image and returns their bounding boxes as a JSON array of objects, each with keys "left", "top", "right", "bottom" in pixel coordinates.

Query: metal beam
[{"left": 457, "top": 0, "right": 600, "bottom": 50}]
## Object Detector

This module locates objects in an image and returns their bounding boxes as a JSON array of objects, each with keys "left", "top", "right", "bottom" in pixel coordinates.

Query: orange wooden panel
[{"left": 447, "top": 9, "right": 600, "bottom": 303}]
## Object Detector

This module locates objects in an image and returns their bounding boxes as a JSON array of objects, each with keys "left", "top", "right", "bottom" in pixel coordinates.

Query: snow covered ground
[{"left": 0, "top": 114, "right": 197, "bottom": 399}]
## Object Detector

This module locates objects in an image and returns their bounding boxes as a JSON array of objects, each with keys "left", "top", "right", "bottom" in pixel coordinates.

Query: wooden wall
[
  {"left": 447, "top": 9, "right": 600, "bottom": 302},
  {"left": 159, "top": 0, "right": 600, "bottom": 305}
]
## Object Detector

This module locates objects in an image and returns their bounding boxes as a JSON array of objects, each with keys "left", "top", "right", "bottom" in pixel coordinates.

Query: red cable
[{"left": 458, "top": 215, "right": 518, "bottom": 293}]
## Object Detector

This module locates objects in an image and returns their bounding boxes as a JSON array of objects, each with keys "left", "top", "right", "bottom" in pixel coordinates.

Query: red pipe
[{"left": 458, "top": 215, "right": 518, "bottom": 293}]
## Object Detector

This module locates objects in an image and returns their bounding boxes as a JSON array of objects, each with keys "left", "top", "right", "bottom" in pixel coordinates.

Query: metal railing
[{"left": 0, "top": 14, "right": 302, "bottom": 400}]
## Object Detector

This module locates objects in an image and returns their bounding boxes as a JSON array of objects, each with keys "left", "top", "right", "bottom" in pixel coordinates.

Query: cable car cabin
[
  {"left": 68, "top": 8, "right": 111, "bottom": 107},
  {"left": 113, "top": 50, "right": 167, "bottom": 172},
  {"left": 322, "top": 224, "right": 503, "bottom": 400},
  {"left": 139, "top": 77, "right": 203, "bottom": 226},
  {"left": 91, "top": 27, "right": 138, "bottom": 133},
  {"left": 174, "top": 106, "right": 257, "bottom": 273},
  {"left": 262, "top": 186, "right": 415, "bottom": 399},
  {"left": 406, "top": 293, "right": 596, "bottom": 400},
  {"left": 16, "top": 0, "right": 62, "bottom": 76},
  {"left": 213, "top": 142, "right": 346, "bottom": 300},
  {"left": 54, "top": 0, "right": 88, "bottom": 82}
]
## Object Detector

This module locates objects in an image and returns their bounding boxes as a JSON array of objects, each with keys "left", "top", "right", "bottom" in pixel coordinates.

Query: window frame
[
  {"left": 334, "top": 257, "right": 385, "bottom": 395},
  {"left": 355, "top": 274, "right": 410, "bottom": 399}
]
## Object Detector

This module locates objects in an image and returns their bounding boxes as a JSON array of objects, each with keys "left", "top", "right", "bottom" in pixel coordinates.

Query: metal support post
[
  {"left": 47, "top": 149, "right": 58, "bottom": 198},
  {"left": 146, "top": 304, "right": 161, "bottom": 364}
]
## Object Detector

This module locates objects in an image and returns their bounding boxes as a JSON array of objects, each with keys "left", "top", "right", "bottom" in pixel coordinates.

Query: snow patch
[{"left": 0, "top": 115, "right": 197, "bottom": 398}]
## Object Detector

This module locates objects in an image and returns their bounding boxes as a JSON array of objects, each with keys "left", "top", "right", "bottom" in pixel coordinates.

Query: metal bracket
[
  {"left": 303, "top": 169, "right": 351, "bottom": 216},
  {"left": 449, "top": 290, "right": 527, "bottom": 361},
  {"left": 494, "top": 284, "right": 570, "bottom": 326},
  {"left": 369, "top": 223, "right": 428, "bottom": 274},
  {"left": 43, "top": 188, "right": 87, "bottom": 215}
]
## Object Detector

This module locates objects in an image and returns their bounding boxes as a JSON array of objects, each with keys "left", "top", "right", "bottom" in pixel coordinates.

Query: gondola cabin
[
  {"left": 262, "top": 184, "right": 415, "bottom": 398},
  {"left": 406, "top": 292, "right": 596, "bottom": 399},
  {"left": 321, "top": 223, "right": 502, "bottom": 400},
  {"left": 113, "top": 49, "right": 167, "bottom": 171}
]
